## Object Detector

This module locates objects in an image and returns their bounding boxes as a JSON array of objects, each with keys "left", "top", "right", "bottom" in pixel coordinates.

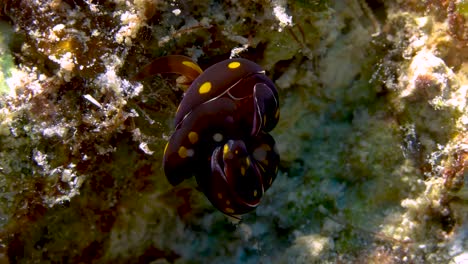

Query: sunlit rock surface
[{"left": 0, "top": 0, "right": 466, "bottom": 263}]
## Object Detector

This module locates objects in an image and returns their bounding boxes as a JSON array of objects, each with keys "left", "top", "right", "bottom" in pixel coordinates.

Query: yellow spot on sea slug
[
  {"left": 253, "top": 190, "right": 257, "bottom": 197},
  {"left": 182, "top": 60, "right": 203, "bottom": 74},
  {"left": 199, "top": 82, "right": 211, "bottom": 94},
  {"left": 259, "top": 164, "right": 266, "bottom": 172},
  {"left": 217, "top": 193, "right": 223, "bottom": 199},
  {"left": 228, "top": 61, "right": 241, "bottom": 69},
  {"left": 261, "top": 144, "right": 272, "bottom": 151},
  {"left": 163, "top": 143, "right": 168, "bottom": 155},
  {"left": 240, "top": 166, "right": 246, "bottom": 176},
  {"left": 178, "top": 146, "right": 188, "bottom": 158},
  {"left": 225, "top": 207, "right": 234, "bottom": 214},
  {"left": 275, "top": 109, "right": 280, "bottom": 119},
  {"left": 226, "top": 200, "right": 231, "bottom": 205},
  {"left": 223, "top": 144, "right": 229, "bottom": 155},
  {"left": 188, "top": 131, "right": 198, "bottom": 144}
]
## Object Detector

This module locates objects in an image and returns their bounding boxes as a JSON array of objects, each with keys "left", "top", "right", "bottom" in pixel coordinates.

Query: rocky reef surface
[{"left": 0, "top": 0, "right": 467, "bottom": 263}]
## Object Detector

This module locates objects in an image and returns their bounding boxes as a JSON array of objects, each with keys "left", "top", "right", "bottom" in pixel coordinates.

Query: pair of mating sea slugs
[{"left": 133, "top": 55, "right": 280, "bottom": 215}]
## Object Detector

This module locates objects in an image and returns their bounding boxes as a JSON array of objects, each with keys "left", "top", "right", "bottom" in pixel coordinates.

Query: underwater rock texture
[{"left": 0, "top": 0, "right": 467, "bottom": 263}]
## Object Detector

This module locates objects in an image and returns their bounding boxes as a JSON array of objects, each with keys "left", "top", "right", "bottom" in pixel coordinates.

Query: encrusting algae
[{"left": 0, "top": 0, "right": 467, "bottom": 263}]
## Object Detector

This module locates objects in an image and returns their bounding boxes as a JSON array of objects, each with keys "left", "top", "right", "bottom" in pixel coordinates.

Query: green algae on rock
[{"left": 0, "top": 21, "right": 16, "bottom": 96}]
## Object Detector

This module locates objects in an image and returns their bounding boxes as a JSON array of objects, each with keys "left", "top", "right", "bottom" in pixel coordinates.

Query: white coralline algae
[{"left": 272, "top": 0, "right": 293, "bottom": 32}]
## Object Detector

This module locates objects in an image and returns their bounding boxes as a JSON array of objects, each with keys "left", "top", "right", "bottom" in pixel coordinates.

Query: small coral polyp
[{"left": 133, "top": 55, "right": 280, "bottom": 215}]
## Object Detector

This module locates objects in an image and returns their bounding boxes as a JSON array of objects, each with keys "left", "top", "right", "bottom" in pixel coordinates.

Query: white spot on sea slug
[{"left": 213, "top": 133, "right": 223, "bottom": 142}]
